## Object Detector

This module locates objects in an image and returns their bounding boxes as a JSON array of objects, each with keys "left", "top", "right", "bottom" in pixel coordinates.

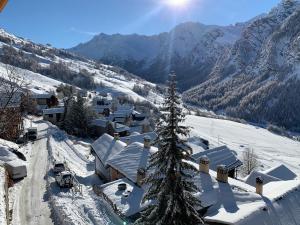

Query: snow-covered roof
[
  {"left": 244, "top": 170, "right": 281, "bottom": 187},
  {"left": 30, "top": 92, "right": 53, "bottom": 99},
  {"left": 107, "top": 142, "right": 157, "bottom": 183},
  {"left": 262, "top": 164, "right": 297, "bottom": 180},
  {"left": 191, "top": 145, "right": 242, "bottom": 171},
  {"left": 91, "top": 134, "right": 126, "bottom": 164},
  {"left": 43, "top": 107, "right": 64, "bottom": 115},
  {"left": 100, "top": 158, "right": 300, "bottom": 224},
  {"left": 120, "top": 132, "right": 157, "bottom": 145},
  {"left": 189, "top": 160, "right": 300, "bottom": 225},
  {"left": 100, "top": 178, "right": 148, "bottom": 217},
  {"left": 113, "top": 122, "right": 130, "bottom": 133},
  {"left": 90, "top": 118, "right": 109, "bottom": 128}
]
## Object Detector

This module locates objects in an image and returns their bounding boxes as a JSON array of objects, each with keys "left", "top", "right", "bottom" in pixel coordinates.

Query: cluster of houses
[
  {"left": 41, "top": 93, "right": 152, "bottom": 137},
  {"left": 0, "top": 87, "right": 58, "bottom": 141},
  {"left": 91, "top": 131, "right": 300, "bottom": 224}
]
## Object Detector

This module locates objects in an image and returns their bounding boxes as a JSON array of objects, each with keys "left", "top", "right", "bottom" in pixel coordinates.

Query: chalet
[
  {"left": 30, "top": 92, "right": 58, "bottom": 113},
  {"left": 244, "top": 164, "right": 297, "bottom": 187},
  {"left": 42, "top": 107, "right": 64, "bottom": 125},
  {"left": 109, "top": 111, "right": 133, "bottom": 127},
  {"left": 91, "top": 134, "right": 126, "bottom": 181},
  {"left": 111, "top": 122, "right": 130, "bottom": 137},
  {"left": 191, "top": 145, "right": 242, "bottom": 178},
  {"left": 98, "top": 157, "right": 300, "bottom": 225},
  {"left": 106, "top": 138, "right": 157, "bottom": 182}
]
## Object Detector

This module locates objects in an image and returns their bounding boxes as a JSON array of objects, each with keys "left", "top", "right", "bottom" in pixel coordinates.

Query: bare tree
[
  {"left": 0, "top": 65, "right": 27, "bottom": 140},
  {"left": 242, "top": 148, "right": 258, "bottom": 175}
]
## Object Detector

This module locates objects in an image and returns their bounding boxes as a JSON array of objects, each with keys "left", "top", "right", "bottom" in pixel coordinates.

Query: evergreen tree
[
  {"left": 136, "top": 74, "right": 203, "bottom": 225},
  {"left": 64, "top": 93, "right": 95, "bottom": 136}
]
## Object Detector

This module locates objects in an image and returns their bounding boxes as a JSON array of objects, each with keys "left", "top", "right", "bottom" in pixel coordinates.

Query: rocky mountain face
[
  {"left": 70, "top": 22, "right": 245, "bottom": 90},
  {"left": 70, "top": 0, "right": 300, "bottom": 130},
  {"left": 183, "top": 0, "right": 300, "bottom": 131}
]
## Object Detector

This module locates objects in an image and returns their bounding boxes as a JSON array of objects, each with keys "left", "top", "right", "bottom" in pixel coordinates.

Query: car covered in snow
[
  {"left": 53, "top": 162, "right": 66, "bottom": 174},
  {"left": 5, "top": 160, "right": 27, "bottom": 180},
  {"left": 27, "top": 127, "right": 38, "bottom": 140},
  {"left": 55, "top": 171, "right": 74, "bottom": 188}
]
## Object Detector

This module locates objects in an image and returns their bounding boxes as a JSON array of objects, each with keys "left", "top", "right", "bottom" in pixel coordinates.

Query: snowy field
[{"left": 186, "top": 115, "right": 300, "bottom": 176}]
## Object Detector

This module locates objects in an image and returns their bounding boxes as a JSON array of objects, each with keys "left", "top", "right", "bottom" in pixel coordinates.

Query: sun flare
[{"left": 165, "top": 0, "right": 188, "bottom": 7}]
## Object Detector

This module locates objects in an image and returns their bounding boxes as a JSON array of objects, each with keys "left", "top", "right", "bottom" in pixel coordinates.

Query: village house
[
  {"left": 106, "top": 136, "right": 157, "bottom": 182},
  {"left": 244, "top": 164, "right": 297, "bottom": 187},
  {"left": 91, "top": 133, "right": 126, "bottom": 181},
  {"left": 42, "top": 107, "right": 64, "bottom": 126},
  {"left": 191, "top": 145, "right": 242, "bottom": 178},
  {"left": 30, "top": 92, "right": 58, "bottom": 114},
  {"left": 98, "top": 155, "right": 300, "bottom": 225},
  {"left": 111, "top": 122, "right": 130, "bottom": 137}
]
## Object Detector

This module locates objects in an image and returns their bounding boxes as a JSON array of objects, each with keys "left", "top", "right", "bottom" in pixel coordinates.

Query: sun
[{"left": 165, "top": 0, "right": 189, "bottom": 7}]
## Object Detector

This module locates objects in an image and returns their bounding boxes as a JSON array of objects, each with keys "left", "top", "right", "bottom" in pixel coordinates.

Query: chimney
[
  {"left": 216, "top": 165, "right": 228, "bottom": 183},
  {"left": 114, "top": 132, "right": 120, "bottom": 140},
  {"left": 256, "top": 176, "right": 263, "bottom": 195},
  {"left": 199, "top": 156, "right": 210, "bottom": 174},
  {"left": 144, "top": 135, "right": 151, "bottom": 148},
  {"left": 137, "top": 168, "right": 146, "bottom": 187}
]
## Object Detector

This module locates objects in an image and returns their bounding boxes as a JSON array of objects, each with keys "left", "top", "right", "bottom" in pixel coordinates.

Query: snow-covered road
[{"left": 17, "top": 121, "right": 54, "bottom": 225}]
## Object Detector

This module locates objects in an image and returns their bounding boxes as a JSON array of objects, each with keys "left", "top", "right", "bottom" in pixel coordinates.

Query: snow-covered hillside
[
  {"left": 183, "top": 0, "right": 300, "bottom": 131},
  {"left": 0, "top": 28, "right": 163, "bottom": 105},
  {"left": 70, "top": 22, "right": 245, "bottom": 90},
  {"left": 185, "top": 115, "right": 300, "bottom": 176}
]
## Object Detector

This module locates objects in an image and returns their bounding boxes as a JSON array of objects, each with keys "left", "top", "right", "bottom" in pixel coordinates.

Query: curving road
[{"left": 17, "top": 121, "right": 54, "bottom": 225}]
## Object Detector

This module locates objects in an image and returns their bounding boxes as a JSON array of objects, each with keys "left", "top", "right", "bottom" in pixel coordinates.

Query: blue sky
[{"left": 0, "top": 0, "right": 280, "bottom": 48}]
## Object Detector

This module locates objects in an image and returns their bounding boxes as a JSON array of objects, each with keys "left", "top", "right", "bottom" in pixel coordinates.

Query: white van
[{"left": 5, "top": 160, "right": 27, "bottom": 180}]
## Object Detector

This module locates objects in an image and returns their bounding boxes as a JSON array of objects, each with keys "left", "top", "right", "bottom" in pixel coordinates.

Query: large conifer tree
[{"left": 136, "top": 74, "right": 203, "bottom": 225}]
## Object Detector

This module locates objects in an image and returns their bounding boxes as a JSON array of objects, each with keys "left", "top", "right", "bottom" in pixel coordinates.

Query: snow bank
[{"left": 0, "top": 166, "right": 7, "bottom": 225}]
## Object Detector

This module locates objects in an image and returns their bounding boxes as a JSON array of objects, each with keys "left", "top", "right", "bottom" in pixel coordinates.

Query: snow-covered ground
[
  {"left": 46, "top": 122, "right": 124, "bottom": 225},
  {"left": 185, "top": 115, "right": 300, "bottom": 176},
  {"left": 0, "top": 166, "right": 7, "bottom": 225}
]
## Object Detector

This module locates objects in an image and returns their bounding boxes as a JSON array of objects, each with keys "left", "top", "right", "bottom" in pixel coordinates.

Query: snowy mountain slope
[
  {"left": 0, "top": 28, "right": 163, "bottom": 105},
  {"left": 183, "top": 0, "right": 300, "bottom": 131},
  {"left": 70, "top": 22, "right": 245, "bottom": 90},
  {"left": 185, "top": 115, "right": 300, "bottom": 176}
]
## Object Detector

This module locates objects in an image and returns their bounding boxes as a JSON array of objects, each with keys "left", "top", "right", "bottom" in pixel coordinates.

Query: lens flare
[{"left": 165, "top": 0, "right": 188, "bottom": 7}]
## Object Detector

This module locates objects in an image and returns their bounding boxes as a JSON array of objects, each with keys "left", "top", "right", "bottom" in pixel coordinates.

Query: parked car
[
  {"left": 55, "top": 171, "right": 74, "bottom": 188},
  {"left": 5, "top": 160, "right": 27, "bottom": 180},
  {"left": 16, "top": 134, "right": 26, "bottom": 144},
  {"left": 27, "top": 127, "right": 38, "bottom": 140},
  {"left": 53, "top": 162, "right": 65, "bottom": 174}
]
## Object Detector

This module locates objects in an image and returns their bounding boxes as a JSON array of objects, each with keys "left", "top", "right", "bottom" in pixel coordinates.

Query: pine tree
[
  {"left": 135, "top": 74, "right": 203, "bottom": 225},
  {"left": 64, "top": 93, "right": 95, "bottom": 136}
]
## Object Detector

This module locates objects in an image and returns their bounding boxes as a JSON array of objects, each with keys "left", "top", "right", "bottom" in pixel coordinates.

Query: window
[{"left": 48, "top": 114, "right": 53, "bottom": 118}]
